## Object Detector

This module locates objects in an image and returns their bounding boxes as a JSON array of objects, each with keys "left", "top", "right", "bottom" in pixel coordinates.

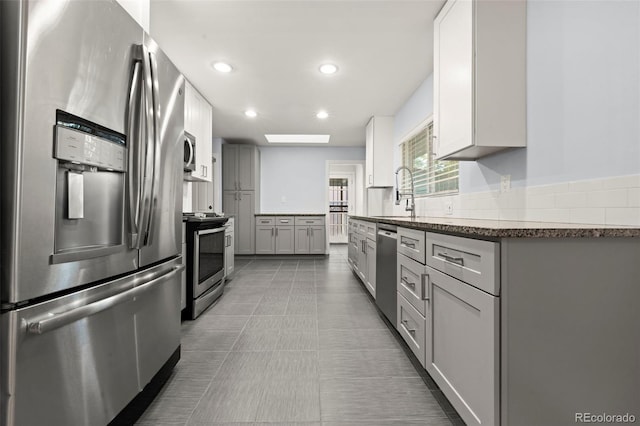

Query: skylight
[{"left": 265, "top": 134, "right": 330, "bottom": 144}]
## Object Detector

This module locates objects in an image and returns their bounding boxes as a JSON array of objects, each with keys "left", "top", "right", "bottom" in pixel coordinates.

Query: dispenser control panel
[{"left": 55, "top": 126, "right": 126, "bottom": 172}]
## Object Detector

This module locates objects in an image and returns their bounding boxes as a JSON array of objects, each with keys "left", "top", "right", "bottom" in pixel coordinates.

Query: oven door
[{"left": 193, "top": 227, "right": 225, "bottom": 298}]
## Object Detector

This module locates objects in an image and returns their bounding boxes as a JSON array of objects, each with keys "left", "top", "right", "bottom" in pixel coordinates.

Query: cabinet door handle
[
  {"left": 234, "top": 192, "right": 237, "bottom": 201},
  {"left": 437, "top": 252, "right": 464, "bottom": 266},
  {"left": 401, "top": 277, "right": 415, "bottom": 289},
  {"left": 402, "top": 240, "right": 416, "bottom": 249},
  {"left": 369, "top": 174, "right": 373, "bottom": 185},
  {"left": 239, "top": 192, "right": 242, "bottom": 201},
  {"left": 271, "top": 228, "right": 274, "bottom": 236},
  {"left": 311, "top": 228, "right": 314, "bottom": 236},
  {"left": 276, "top": 228, "right": 278, "bottom": 237},
  {"left": 421, "top": 273, "right": 429, "bottom": 300},
  {"left": 306, "top": 228, "right": 309, "bottom": 236}
]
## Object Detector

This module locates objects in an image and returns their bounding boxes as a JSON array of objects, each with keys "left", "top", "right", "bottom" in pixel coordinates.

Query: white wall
[
  {"left": 260, "top": 146, "right": 365, "bottom": 213},
  {"left": 460, "top": 0, "right": 640, "bottom": 193},
  {"left": 115, "top": 0, "right": 149, "bottom": 32},
  {"left": 390, "top": 0, "right": 640, "bottom": 224}
]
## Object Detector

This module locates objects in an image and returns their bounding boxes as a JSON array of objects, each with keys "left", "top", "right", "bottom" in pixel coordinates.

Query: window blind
[{"left": 399, "top": 122, "right": 458, "bottom": 196}]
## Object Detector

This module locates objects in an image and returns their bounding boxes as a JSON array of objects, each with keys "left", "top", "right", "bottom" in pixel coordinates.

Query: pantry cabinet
[
  {"left": 184, "top": 81, "right": 212, "bottom": 181},
  {"left": 223, "top": 190, "right": 255, "bottom": 255},
  {"left": 365, "top": 116, "right": 394, "bottom": 187},
  {"left": 433, "top": 0, "right": 526, "bottom": 160},
  {"left": 222, "top": 144, "right": 260, "bottom": 254},
  {"left": 222, "top": 144, "right": 259, "bottom": 191}
]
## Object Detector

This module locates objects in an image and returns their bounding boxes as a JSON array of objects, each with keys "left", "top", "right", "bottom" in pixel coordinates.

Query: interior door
[{"left": 139, "top": 35, "right": 184, "bottom": 267}]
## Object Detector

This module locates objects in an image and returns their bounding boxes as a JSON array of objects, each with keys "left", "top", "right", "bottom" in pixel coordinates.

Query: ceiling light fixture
[
  {"left": 316, "top": 111, "right": 329, "bottom": 119},
  {"left": 265, "top": 134, "right": 330, "bottom": 144},
  {"left": 319, "top": 63, "right": 338, "bottom": 75},
  {"left": 212, "top": 62, "right": 233, "bottom": 73},
  {"left": 244, "top": 109, "right": 257, "bottom": 118}
]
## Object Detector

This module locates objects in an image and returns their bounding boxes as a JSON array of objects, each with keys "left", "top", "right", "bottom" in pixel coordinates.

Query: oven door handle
[{"left": 196, "top": 227, "right": 227, "bottom": 236}]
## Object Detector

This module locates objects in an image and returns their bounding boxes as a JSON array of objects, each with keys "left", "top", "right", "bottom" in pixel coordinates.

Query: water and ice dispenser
[{"left": 52, "top": 111, "right": 128, "bottom": 263}]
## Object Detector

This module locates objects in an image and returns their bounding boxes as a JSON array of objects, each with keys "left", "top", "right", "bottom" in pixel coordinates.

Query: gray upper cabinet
[
  {"left": 433, "top": 0, "right": 526, "bottom": 160},
  {"left": 237, "top": 145, "right": 257, "bottom": 190},
  {"left": 222, "top": 144, "right": 259, "bottom": 191},
  {"left": 222, "top": 145, "right": 237, "bottom": 191}
]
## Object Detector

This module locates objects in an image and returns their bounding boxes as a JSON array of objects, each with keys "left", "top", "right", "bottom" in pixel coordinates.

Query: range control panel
[{"left": 55, "top": 126, "right": 126, "bottom": 172}]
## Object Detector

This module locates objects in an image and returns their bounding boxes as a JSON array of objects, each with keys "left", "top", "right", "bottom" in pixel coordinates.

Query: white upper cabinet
[
  {"left": 184, "top": 80, "right": 213, "bottom": 182},
  {"left": 433, "top": 0, "right": 526, "bottom": 160},
  {"left": 365, "top": 116, "right": 394, "bottom": 187}
]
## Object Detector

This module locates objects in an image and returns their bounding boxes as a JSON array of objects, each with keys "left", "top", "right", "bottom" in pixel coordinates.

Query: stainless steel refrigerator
[{"left": 0, "top": 1, "right": 185, "bottom": 425}]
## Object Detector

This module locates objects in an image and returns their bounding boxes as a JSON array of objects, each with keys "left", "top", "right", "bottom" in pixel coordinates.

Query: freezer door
[
  {"left": 0, "top": 258, "right": 183, "bottom": 426},
  {"left": 1, "top": 0, "right": 144, "bottom": 303},
  {"left": 139, "top": 34, "right": 184, "bottom": 267}
]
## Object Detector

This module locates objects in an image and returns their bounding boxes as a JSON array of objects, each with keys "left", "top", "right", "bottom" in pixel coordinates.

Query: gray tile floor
[{"left": 136, "top": 245, "right": 464, "bottom": 426}]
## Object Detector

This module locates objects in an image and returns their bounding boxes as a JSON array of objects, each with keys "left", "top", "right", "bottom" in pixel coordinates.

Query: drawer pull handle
[
  {"left": 402, "top": 239, "right": 416, "bottom": 249},
  {"left": 401, "top": 277, "right": 416, "bottom": 289},
  {"left": 438, "top": 252, "right": 464, "bottom": 266},
  {"left": 401, "top": 319, "right": 416, "bottom": 334}
]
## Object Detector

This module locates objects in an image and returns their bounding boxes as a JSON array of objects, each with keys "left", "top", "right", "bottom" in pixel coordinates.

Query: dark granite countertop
[
  {"left": 349, "top": 215, "right": 640, "bottom": 239},
  {"left": 255, "top": 213, "right": 326, "bottom": 216}
]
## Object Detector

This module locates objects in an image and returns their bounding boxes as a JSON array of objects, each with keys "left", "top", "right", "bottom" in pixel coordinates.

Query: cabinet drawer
[
  {"left": 365, "top": 222, "right": 377, "bottom": 239},
  {"left": 397, "top": 292, "right": 427, "bottom": 368},
  {"left": 295, "top": 216, "right": 325, "bottom": 226},
  {"left": 397, "top": 253, "right": 428, "bottom": 316},
  {"left": 398, "top": 227, "right": 426, "bottom": 264},
  {"left": 426, "top": 232, "right": 499, "bottom": 295},
  {"left": 275, "top": 216, "right": 294, "bottom": 226},
  {"left": 256, "top": 216, "right": 275, "bottom": 225}
]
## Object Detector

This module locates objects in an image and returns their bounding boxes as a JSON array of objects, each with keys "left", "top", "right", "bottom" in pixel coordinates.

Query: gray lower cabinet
[
  {"left": 255, "top": 225, "right": 295, "bottom": 254},
  {"left": 224, "top": 218, "right": 234, "bottom": 279},
  {"left": 426, "top": 265, "right": 499, "bottom": 426},
  {"left": 223, "top": 190, "right": 255, "bottom": 255},
  {"left": 397, "top": 292, "right": 427, "bottom": 367},
  {"left": 365, "top": 237, "right": 376, "bottom": 297},
  {"left": 181, "top": 223, "right": 186, "bottom": 311},
  {"left": 255, "top": 226, "right": 275, "bottom": 254},
  {"left": 294, "top": 225, "right": 325, "bottom": 254},
  {"left": 275, "top": 226, "right": 295, "bottom": 254}
]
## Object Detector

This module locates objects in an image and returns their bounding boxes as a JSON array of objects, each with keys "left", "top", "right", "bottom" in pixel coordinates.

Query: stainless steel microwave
[{"left": 183, "top": 131, "right": 196, "bottom": 172}]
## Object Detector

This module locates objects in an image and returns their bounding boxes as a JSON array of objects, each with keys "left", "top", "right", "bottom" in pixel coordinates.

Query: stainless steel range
[{"left": 183, "top": 214, "right": 229, "bottom": 319}]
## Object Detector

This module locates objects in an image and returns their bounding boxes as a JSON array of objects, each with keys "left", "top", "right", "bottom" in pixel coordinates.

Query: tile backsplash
[{"left": 388, "top": 174, "right": 640, "bottom": 226}]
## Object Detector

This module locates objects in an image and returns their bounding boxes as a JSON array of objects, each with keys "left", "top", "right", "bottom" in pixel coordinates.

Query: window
[{"left": 399, "top": 121, "right": 458, "bottom": 197}]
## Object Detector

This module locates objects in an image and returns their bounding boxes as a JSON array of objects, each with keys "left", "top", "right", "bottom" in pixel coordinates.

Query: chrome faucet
[{"left": 395, "top": 166, "right": 416, "bottom": 219}]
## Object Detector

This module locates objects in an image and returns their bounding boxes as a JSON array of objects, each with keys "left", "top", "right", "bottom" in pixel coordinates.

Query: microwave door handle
[
  {"left": 126, "top": 59, "right": 143, "bottom": 248},
  {"left": 186, "top": 137, "right": 194, "bottom": 168},
  {"left": 143, "top": 50, "right": 161, "bottom": 246}
]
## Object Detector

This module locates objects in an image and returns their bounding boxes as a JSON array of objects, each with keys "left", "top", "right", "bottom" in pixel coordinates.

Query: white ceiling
[{"left": 150, "top": 0, "right": 445, "bottom": 147}]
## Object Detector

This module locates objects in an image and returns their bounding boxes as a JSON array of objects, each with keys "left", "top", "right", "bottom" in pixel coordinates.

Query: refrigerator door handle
[
  {"left": 144, "top": 50, "right": 161, "bottom": 246},
  {"left": 135, "top": 44, "right": 155, "bottom": 247},
  {"left": 26, "top": 265, "right": 184, "bottom": 335},
  {"left": 127, "top": 60, "right": 143, "bottom": 248}
]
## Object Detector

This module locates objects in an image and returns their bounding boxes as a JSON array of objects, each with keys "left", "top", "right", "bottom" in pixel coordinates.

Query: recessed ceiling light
[
  {"left": 316, "top": 111, "right": 329, "bottom": 119},
  {"left": 319, "top": 63, "right": 338, "bottom": 75},
  {"left": 212, "top": 62, "right": 233, "bottom": 73},
  {"left": 244, "top": 109, "right": 257, "bottom": 118},
  {"left": 265, "top": 134, "right": 330, "bottom": 144}
]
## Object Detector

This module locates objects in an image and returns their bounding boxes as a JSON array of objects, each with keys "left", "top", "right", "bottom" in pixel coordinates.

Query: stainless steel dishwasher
[{"left": 375, "top": 224, "right": 397, "bottom": 327}]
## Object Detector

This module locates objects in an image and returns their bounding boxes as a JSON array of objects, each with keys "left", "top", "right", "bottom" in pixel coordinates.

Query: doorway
[{"left": 328, "top": 177, "right": 350, "bottom": 243}]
